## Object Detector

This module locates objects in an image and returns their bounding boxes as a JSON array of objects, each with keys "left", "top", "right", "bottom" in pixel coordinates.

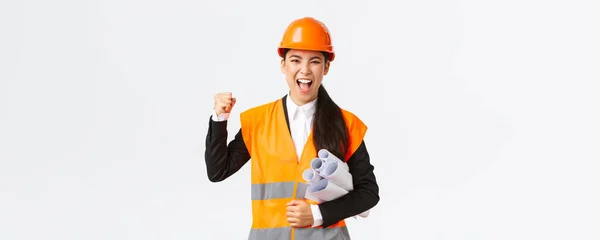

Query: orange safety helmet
[{"left": 277, "top": 17, "right": 335, "bottom": 61}]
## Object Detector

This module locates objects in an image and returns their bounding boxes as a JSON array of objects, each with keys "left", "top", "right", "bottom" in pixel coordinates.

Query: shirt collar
[{"left": 286, "top": 94, "right": 317, "bottom": 120}]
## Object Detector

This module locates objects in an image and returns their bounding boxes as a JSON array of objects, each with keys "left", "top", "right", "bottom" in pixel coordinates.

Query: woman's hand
[
  {"left": 286, "top": 199, "right": 314, "bottom": 227},
  {"left": 213, "top": 92, "right": 236, "bottom": 116}
]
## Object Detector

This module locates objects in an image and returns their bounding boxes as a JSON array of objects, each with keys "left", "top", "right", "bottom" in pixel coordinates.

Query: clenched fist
[{"left": 213, "top": 92, "right": 236, "bottom": 116}]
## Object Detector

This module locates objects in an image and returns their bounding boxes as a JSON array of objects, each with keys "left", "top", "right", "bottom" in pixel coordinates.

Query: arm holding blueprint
[{"left": 304, "top": 142, "right": 380, "bottom": 228}]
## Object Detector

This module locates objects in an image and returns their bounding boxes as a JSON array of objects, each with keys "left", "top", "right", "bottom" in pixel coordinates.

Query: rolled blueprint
[
  {"left": 310, "top": 157, "right": 325, "bottom": 173},
  {"left": 305, "top": 149, "right": 372, "bottom": 218},
  {"left": 320, "top": 159, "right": 354, "bottom": 191},
  {"left": 307, "top": 178, "right": 348, "bottom": 202},
  {"left": 302, "top": 168, "right": 322, "bottom": 185},
  {"left": 303, "top": 170, "right": 371, "bottom": 218},
  {"left": 358, "top": 211, "right": 369, "bottom": 218},
  {"left": 304, "top": 190, "right": 322, "bottom": 203},
  {"left": 318, "top": 149, "right": 349, "bottom": 172}
]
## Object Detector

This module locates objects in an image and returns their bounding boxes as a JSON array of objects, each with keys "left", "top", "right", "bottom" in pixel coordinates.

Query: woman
[{"left": 204, "top": 16, "right": 379, "bottom": 240}]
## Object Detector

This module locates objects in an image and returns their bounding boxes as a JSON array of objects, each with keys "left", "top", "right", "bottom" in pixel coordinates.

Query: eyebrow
[{"left": 289, "top": 55, "right": 323, "bottom": 60}]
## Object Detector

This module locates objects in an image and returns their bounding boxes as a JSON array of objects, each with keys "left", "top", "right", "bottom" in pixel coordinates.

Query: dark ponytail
[
  {"left": 313, "top": 84, "right": 349, "bottom": 160},
  {"left": 282, "top": 48, "right": 349, "bottom": 160}
]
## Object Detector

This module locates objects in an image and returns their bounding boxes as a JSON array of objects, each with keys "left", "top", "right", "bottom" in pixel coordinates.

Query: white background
[{"left": 1, "top": 0, "right": 599, "bottom": 239}]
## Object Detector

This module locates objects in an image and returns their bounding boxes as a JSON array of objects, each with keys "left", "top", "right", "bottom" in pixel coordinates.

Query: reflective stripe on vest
[
  {"left": 248, "top": 227, "right": 291, "bottom": 240},
  {"left": 251, "top": 181, "right": 296, "bottom": 200},
  {"left": 248, "top": 226, "right": 351, "bottom": 240},
  {"left": 241, "top": 97, "right": 367, "bottom": 240},
  {"left": 294, "top": 226, "right": 351, "bottom": 240}
]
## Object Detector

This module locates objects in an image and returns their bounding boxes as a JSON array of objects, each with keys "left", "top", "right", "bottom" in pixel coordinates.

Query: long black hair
[{"left": 283, "top": 49, "right": 349, "bottom": 160}]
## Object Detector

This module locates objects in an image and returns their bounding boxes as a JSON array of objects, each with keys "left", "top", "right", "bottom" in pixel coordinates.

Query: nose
[{"left": 300, "top": 63, "right": 312, "bottom": 75}]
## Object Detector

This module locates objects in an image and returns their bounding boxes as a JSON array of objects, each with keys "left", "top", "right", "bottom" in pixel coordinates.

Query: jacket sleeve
[
  {"left": 317, "top": 141, "right": 380, "bottom": 228},
  {"left": 204, "top": 116, "right": 251, "bottom": 182}
]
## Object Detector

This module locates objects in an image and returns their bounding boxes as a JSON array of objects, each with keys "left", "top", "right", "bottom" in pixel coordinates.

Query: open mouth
[{"left": 296, "top": 79, "right": 313, "bottom": 93}]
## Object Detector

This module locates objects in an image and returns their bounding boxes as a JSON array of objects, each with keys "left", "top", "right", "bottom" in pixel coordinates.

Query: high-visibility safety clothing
[
  {"left": 240, "top": 98, "right": 367, "bottom": 240},
  {"left": 278, "top": 17, "right": 336, "bottom": 62}
]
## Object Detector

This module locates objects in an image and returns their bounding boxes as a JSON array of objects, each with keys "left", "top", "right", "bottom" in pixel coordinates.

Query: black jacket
[{"left": 204, "top": 96, "right": 380, "bottom": 228}]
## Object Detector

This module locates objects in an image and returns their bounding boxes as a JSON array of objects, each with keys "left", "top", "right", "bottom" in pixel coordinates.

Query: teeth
[{"left": 297, "top": 79, "right": 312, "bottom": 83}]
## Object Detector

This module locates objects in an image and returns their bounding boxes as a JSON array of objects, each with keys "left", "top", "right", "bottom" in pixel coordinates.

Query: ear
[
  {"left": 323, "top": 61, "right": 330, "bottom": 75},
  {"left": 280, "top": 58, "right": 285, "bottom": 73}
]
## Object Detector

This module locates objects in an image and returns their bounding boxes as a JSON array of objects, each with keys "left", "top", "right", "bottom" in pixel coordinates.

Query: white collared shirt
[
  {"left": 211, "top": 94, "right": 324, "bottom": 226},
  {"left": 285, "top": 95, "right": 317, "bottom": 160}
]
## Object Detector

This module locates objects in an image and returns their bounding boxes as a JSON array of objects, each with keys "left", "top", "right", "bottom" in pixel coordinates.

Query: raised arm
[
  {"left": 204, "top": 92, "right": 250, "bottom": 182},
  {"left": 204, "top": 117, "right": 250, "bottom": 182}
]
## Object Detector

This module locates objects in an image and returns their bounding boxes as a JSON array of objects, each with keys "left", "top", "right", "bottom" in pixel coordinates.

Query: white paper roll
[
  {"left": 358, "top": 210, "right": 370, "bottom": 218},
  {"left": 307, "top": 178, "right": 348, "bottom": 202},
  {"left": 310, "top": 157, "right": 325, "bottom": 173},
  {"left": 303, "top": 167, "right": 371, "bottom": 219},
  {"left": 318, "top": 149, "right": 349, "bottom": 172},
  {"left": 304, "top": 190, "right": 322, "bottom": 203},
  {"left": 302, "top": 168, "right": 322, "bottom": 185},
  {"left": 307, "top": 150, "right": 373, "bottom": 219},
  {"left": 320, "top": 160, "right": 354, "bottom": 191}
]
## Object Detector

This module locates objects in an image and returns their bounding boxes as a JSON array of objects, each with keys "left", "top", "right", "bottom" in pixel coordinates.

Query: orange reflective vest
[{"left": 240, "top": 98, "right": 367, "bottom": 240}]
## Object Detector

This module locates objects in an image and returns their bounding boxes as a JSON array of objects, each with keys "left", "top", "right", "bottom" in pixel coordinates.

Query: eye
[
  {"left": 290, "top": 59, "right": 300, "bottom": 63},
  {"left": 311, "top": 61, "right": 321, "bottom": 64}
]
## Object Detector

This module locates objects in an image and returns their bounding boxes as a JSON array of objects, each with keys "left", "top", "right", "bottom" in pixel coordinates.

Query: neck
[{"left": 288, "top": 92, "right": 316, "bottom": 106}]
